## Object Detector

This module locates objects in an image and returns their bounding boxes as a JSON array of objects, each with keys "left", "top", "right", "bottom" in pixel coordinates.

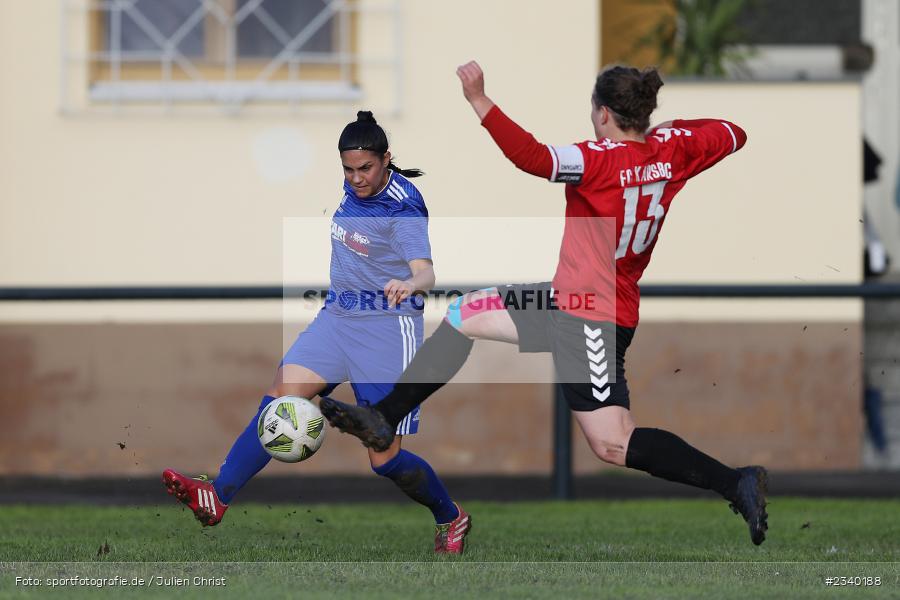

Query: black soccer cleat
[
  {"left": 319, "top": 396, "right": 395, "bottom": 452},
  {"left": 729, "top": 465, "right": 769, "bottom": 545}
]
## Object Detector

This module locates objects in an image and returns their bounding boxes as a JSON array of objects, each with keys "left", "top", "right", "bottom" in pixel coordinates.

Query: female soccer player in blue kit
[{"left": 163, "top": 111, "right": 472, "bottom": 554}]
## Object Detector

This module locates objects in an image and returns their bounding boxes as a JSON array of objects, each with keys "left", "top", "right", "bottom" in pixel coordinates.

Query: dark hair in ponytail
[
  {"left": 338, "top": 110, "right": 424, "bottom": 178},
  {"left": 592, "top": 66, "right": 664, "bottom": 133}
]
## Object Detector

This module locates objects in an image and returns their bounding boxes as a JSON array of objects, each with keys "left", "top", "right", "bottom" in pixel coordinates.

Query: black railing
[{"left": 1, "top": 282, "right": 900, "bottom": 301}]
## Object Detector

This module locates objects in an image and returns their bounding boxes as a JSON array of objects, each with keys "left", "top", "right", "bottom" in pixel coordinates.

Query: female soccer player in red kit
[{"left": 323, "top": 61, "right": 768, "bottom": 545}]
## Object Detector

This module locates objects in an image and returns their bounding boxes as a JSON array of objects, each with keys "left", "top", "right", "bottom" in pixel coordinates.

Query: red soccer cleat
[
  {"left": 162, "top": 468, "right": 228, "bottom": 527},
  {"left": 434, "top": 504, "right": 472, "bottom": 555}
]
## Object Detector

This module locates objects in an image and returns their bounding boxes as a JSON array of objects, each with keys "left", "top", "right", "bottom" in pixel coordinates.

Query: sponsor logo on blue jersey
[
  {"left": 331, "top": 221, "right": 371, "bottom": 257},
  {"left": 326, "top": 172, "right": 431, "bottom": 317}
]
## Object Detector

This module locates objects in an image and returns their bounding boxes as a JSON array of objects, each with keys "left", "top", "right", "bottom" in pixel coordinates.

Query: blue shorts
[{"left": 281, "top": 308, "right": 423, "bottom": 435}]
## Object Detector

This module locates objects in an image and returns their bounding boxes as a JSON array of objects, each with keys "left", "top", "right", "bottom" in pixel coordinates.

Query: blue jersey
[{"left": 327, "top": 171, "right": 431, "bottom": 318}]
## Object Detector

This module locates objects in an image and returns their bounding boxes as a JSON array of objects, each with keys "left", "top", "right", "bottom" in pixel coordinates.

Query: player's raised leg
[
  {"left": 548, "top": 309, "right": 768, "bottom": 545},
  {"left": 573, "top": 405, "right": 768, "bottom": 545},
  {"left": 322, "top": 288, "right": 516, "bottom": 451},
  {"left": 163, "top": 364, "right": 328, "bottom": 526},
  {"left": 164, "top": 308, "right": 348, "bottom": 525},
  {"left": 215, "top": 365, "right": 328, "bottom": 502}
]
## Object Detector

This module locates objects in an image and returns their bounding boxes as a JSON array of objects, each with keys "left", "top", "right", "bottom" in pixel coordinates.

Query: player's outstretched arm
[
  {"left": 457, "top": 60, "right": 554, "bottom": 179},
  {"left": 651, "top": 118, "right": 748, "bottom": 155},
  {"left": 674, "top": 118, "right": 747, "bottom": 152},
  {"left": 457, "top": 60, "right": 496, "bottom": 121},
  {"left": 655, "top": 118, "right": 748, "bottom": 177}
]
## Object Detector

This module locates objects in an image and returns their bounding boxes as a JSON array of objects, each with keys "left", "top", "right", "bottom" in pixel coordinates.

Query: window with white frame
[{"left": 81, "top": 0, "right": 364, "bottom": 105}]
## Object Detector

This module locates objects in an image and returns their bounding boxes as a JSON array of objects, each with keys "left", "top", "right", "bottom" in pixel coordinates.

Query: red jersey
[{"left": 481, "top": 106, "right": 747, "bottom": 327}]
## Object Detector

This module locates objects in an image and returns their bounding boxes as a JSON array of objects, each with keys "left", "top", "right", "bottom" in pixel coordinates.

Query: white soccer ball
[{"left": 257, "top": 396, "right": 326, "bottom": 463}]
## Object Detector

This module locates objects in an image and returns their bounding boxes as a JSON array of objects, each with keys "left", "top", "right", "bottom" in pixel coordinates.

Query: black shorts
[{"left": 499, "top": 282, "right": 635, "bottom": 412}]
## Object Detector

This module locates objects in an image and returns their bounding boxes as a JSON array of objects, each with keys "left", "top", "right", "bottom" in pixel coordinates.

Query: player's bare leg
[
  {"left": 368, "top": 434, "right": 403, "bottom": 467},
  {"left": 322, "top": 288, "right": 517, "bottom": 451},
  {"left": 571, "top": 405, "right": 635, "bottom": 466},
  {"left": 574, "top": 406, "right": 768, "bottom": 545},
  {"left": 449, "top": 288, "right": 520, "bottom": 343},
  {"left": 271, "top": 366, "right": 328, "bottom": 392}
]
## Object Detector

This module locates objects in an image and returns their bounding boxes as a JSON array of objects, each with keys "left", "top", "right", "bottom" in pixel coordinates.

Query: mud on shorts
[{"left": 499, "top": 282, "right": 636, "bottom": 412}]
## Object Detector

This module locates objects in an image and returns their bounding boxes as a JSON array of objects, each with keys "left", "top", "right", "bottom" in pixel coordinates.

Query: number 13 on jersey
[{"left": 615, "top": 180, "right": 667, "bottom": 259}]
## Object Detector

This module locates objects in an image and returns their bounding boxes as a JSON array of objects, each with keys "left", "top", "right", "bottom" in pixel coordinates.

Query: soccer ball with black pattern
[{"left": 257, "top": 396, "right": 326, "bottom": 463}]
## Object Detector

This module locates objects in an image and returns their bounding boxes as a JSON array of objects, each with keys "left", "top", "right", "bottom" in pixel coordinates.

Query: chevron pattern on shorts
[{"left": 584, "top": 324, "right": 609, "bottom": 402}]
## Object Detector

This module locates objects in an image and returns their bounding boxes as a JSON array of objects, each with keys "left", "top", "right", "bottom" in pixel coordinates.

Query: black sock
[
  {"left": 375, "top": 320, "right": 474, "bottom": 427},
  {"left": 625, "top": 427, "right": 741, "bottom": 500}
]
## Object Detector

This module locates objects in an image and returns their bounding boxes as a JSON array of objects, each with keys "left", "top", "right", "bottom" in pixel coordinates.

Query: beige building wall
[
  {"left": 2, "top": 2, "right": 860, "bottom": 320},
  {"left": 2, "top": 0, "right": 601, "bottom": 287},
  {"left": 0, "top": 2, "right": 866, "bottom": 476}
]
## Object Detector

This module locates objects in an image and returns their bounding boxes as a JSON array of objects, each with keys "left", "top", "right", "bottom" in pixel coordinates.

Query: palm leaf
[{"left": 639, "top": 0, "right": 752, "bottom": 77}]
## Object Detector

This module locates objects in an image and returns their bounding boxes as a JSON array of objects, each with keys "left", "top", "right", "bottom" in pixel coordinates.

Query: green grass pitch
[{"left": 1, "top": 498, "right": 899, "bottom": 598}]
